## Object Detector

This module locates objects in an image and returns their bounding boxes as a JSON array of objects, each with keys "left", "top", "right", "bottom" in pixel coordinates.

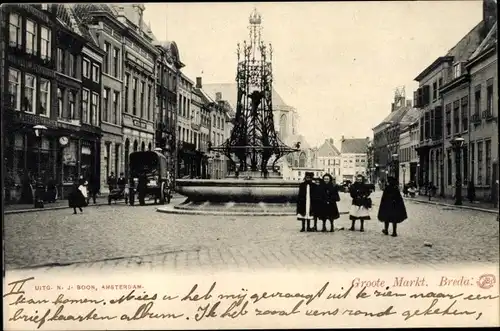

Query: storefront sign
[
  {"left": 56, "top": 73, "right": 81, "bottom": 89},
  {"left": 8, "top": 55, "right": 55, "bottom": 78},
  {"left": 81, "top": 146, "right": 92, "bottom": 155},
  {"left": 12, "top": 110, "right": 57, "bottom": 128}
]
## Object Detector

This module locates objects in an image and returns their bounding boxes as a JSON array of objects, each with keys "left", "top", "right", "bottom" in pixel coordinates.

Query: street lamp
[
  {"left": 451, "top": 136, "right": 465, "bottom": 205},
  {"left": 392, "top": 153, "right": 399, "bottom": 178},
  {"left": 401, "top": 163, "right": 406, "bottom": 186}
]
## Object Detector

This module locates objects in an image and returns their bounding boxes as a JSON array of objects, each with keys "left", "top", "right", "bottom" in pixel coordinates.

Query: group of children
[{"left": 296, "top": 172, "right": 407, "bottom": 237}]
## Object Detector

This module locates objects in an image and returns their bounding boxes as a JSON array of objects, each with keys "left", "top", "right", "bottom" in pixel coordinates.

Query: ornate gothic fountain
[{"left": 158, "top": 9, "right": 301, "bottom": 216}]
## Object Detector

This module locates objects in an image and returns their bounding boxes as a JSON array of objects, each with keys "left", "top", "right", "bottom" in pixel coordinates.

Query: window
[
  {"left": 103, "top": 42, "right": 110, "bottom": 73},
  {"left": 39, "top": 79, "right": 50, "bottom": 116},
  {"left": 213, "top": 114, "right": 216, "bottom": 127},
  {"left": 124, "top": 73, "right": 130, "bottom": 113},
  {"left": 68, "top": 53, "right": 76, "bottom": 77},
  {"left": 103, "top": 88, "right": 109, "bottom": 122},
  {"left": 92, "top": 64, "right": 99, "bottom": 83},
  {"left": 57, "top": 88, "right": 64, "bottom": 118},
  {"left": 82, "top": 89, "right": 90, "bottom": 124},
  {"left": 453, "top": 101, "right": 460, "bottom": 134},
  {"left": 140, "top": 81, "right": 145, "bottom": 118},
  {"left": 474, "top": 86, "right": 481, "bottom": 114},
  {"left": 40, "top": 26, "right": 51, "bottom": 60},
  {"left": 477, "top": 141, "right": 483, "bottom": 185},
  {"left": 447, "top": 149, "right": 452, "bottom": 185},
  {"left": 453, "top": 63, "right": 461, "bottom": 78},
  {"left": 432, "top": 82, "right": 437, "bottom": 100},
  {"left": 113, "top": 91, "right": 119, "bottom": 124},
  {"left": 485, "top": 140, "right": 491, "bottom": 185},
  {"left": 83, "top": 59, "right": 90, "bottom": 78},
  {"left": 132, "top": 78, "right": 138, "bottom": 115},
  {"left": 147, "top": 85, "right": 152, "bottom": 121},
  {"left": 486, "top": 82, "right": 493, "bottom": 114},
  {"left": 26, "top": 19, "right": 37, "bottom": 55},
  {"left": 23, "top": 74, "right": 36, "bottom": 113},
  {"left": 8, "top": 68, "right": 21, "bottom": 110},
  {"left": 221, "top": 118, "right": 224, "bottom": 130},
  {"left": 113, "top": 47, "right": 119, "bottom": 77},
  {"left": 68, "top": 91, "right": 76, "bottom": 120},
  {"left": 57, "top": 48, "right": 64, "bottom": 72},
  {"left": 92, "top": 93, "right": 99, "bottom": 126},
  {"left": 470, "top": 142, "right": 475, "bottom": 182},
  {"left": 461, "top": 97, "right": 468, "bottom": 132},
  {"left": 445, "top": 104, "right": 451, "bottom": 136},
  {"left": 8, "top": 13, "right": 21, "bottom": 47},
  {"left": 463, "top": 144, "right": 468, "bottom": 185}
]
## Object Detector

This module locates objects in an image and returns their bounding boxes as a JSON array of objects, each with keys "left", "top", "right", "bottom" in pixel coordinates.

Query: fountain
[{"left": 158, "top": 9, "right": 301, "bottom": 216}]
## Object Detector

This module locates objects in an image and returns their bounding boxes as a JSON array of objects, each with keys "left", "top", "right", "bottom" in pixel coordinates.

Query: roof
[
  {"left": 341, "top": 138, "right": 369, "bottom": 154},
  {"left": 399, "top": 108, "right": 421, "bottom": 131},
  {"left": 445, "top": 22, "right": 484, "bottom": 62},
  {"left": 373, "top": 104, "right": 413, "bottom": 131},
  {"left": 202, "top": 83, "right": 291, "bottom": 111},
  {"left": 469, "top": 21, "right": 497, "bottom": 60},
  {"left": 317, "top": 139, "right": 341, "bottom": 157}
]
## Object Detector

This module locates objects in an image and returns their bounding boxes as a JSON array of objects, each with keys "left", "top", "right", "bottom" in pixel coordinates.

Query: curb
[
  {"left": 4, "top": 200, "right": 125, "bottom": 215},
  {"left": 407, "top": 198, "right": 498, "bottom": 214},
  {"left": 157, "top": 206, "right": 350, "bottom": 217}
]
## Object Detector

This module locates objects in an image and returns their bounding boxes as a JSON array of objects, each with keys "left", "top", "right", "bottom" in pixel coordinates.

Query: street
[{"left": 4, "top": 192, "right": 499, "bottom": 273}]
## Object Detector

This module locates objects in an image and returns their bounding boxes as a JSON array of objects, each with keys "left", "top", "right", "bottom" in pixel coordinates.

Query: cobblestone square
[{"left": 4, "top": 192, "right": 499, "bottom": 273}]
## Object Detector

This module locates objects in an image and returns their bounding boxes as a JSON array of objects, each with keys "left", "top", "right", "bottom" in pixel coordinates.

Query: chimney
[
  {"left": 329, "top": 138, "right": 334, "bottom": 145},
  {"left": 406, "top": 100, "right": 412, "bottom": 107},
  {"left": 341, "top": 135, "right": 345, "bottom": 142},
  {"left": 215, "top": 92, "right": 222, "bottom": 101},
  {"left": 391, "top": 103, "right": 395, "bottom": 112},
  {"left": 483, "top": 0, "right": 497, "bottom": 32},
  {"left": 196, "top": 77, "right": 202, "bottom": 88}
]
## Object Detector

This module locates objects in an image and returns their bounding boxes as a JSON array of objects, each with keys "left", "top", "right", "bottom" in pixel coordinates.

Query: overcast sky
[{"left": 144, "top": 1, "right": 482, "bottom": 148}]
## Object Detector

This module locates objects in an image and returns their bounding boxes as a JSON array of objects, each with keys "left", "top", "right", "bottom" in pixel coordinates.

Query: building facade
[
  {"left": 466, "top": 21, "right": 497, "bottom": 202},
  {"left": 176, "top": 73, "right": 195, "bottom": 178},
  {"left": 398, "top": 119, "right": 420, "bottom": 187},
  {"left": 316, "top": 138, "right": 341, "bottom": 179},
  {"left": 73, "top": 4, "right": 126, "bottom": 192},
  {"left": 3, "top": 4, "right": 106, "bottom": 202},
  {"left": 340, "top": 137, "right": 370, "bottom": 182},
  {"left": 116, "top": 4, "right": 158, "bottom": 180},
  {"left": 154, "top": 41, "right": 183, "bottom": 181}
]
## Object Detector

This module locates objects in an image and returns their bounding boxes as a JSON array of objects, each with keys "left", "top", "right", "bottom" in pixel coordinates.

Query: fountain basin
[{"left": 174, "top": 178, "right": 300, "bottom": 203}]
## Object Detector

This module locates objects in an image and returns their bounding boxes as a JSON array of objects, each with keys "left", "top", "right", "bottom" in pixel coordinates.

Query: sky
[{"left": 144, "top": 1, "right": 483, "bottom": 148}]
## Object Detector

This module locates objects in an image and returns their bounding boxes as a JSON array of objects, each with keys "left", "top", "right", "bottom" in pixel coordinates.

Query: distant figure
[
  {"left": 68, "top": 182, "right": 86, "bottom": 214},
  {"left": 107, "top": 172, "right": 117, "bottom": 191},
  {"left": 296, "top": 172, "right": 319, "bottom": 232},
  {"left": 117, "top": 172, "right": 126, "bottom": 190},
  {"left": 467, "top": 180, "right": 476, "bottom": 203},
  {"left": 87, "top": 173, "right": 99, "bottom": 205},
  {"left": 19, "top": 171, "right": 33, "bottom": 204},
  {"left": 45, "top": 177, "right": 57, "bottom": 203},
  {"left": 317, "top": 173, "right": 340, "bottom": 232},
  {"left": 348, "top": 174, "right": 372, "bottom": 232},
  {"left": 378, "top": 176, "right": 407, "bottom": 237}
]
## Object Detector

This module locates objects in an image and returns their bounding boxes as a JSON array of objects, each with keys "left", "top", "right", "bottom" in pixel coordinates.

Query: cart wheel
[
  {"left": 139, "top": 196, "right": 146, "bottom": 206},
  {"left": 160, "top": 182, "right": 167, "bottom": 205}
]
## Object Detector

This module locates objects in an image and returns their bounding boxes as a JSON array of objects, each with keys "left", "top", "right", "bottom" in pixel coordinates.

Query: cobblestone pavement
[{"left": 4, "top": 192, "right": 499, "bottom": 273}]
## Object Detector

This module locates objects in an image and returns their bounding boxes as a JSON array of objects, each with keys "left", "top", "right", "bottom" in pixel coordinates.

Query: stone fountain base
[{"left": 157, "top": 200, "right": 297, "bottom": 216}]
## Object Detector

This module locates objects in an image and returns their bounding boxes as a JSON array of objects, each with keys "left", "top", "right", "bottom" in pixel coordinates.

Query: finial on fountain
[{"left": 249, "top": 7, "right": 261, "bottom": 25}]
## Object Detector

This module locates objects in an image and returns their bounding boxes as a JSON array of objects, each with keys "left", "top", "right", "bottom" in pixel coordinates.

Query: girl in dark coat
[
  {"left": 318, "top": 173, "right": 341, "bottom": 232},
  {"left": 68, "top": 182, "right": 86, "bottom": 214},
  {"left": 296, "top": 172, "right": 319, "bottom": 232},
  {"left": 349, "top": 175, "right": 372, "bottom": 232},
  {"left": 378, "top": 176, "right": 407, "bottom": 237}
]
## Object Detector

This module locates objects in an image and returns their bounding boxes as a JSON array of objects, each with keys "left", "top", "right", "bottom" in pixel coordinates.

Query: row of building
[
  {"left": 1, "top": 4, "right": 240, "bottom": 201},
  {"left": 371, "top": 0, "right": 498, "bottom": 202}
]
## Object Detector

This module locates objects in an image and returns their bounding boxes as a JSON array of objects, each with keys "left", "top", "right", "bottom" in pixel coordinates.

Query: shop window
[
  {"left": 62, "top": 140, "right": 78, "bottom": 184},
  {"left": 8, "top": 68, "right": 21, "bottom": 110}
]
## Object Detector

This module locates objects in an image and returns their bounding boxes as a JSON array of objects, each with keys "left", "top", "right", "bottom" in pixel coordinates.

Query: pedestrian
[
  {"left": 348, "top": 174, "right": 372, "bottom": 232},
  {"left": 87, "top": 173, "right": 99, "bottom": 205},
  {"left": 45, "top": 177, "right": 57, "bottom": 203},
  {"left": 68, "top": 182, "right": 86, "bottom": 214},
  {"left": 79, "top": 180, "right": 89, "bottom": 207},
  {"left": 296, "top": 172, "right": 319, "bottom": 232},
  {"left": 117, "top": 172, "right": 126, "bottom": 190},
  {"left": 467, "top": 180, "right": 476, "bottom": 203},
  {"left": 107, "top": 172, "right": 117, "bottom": 191},
  {"left": 378, "top": 176, "right": 407, "bottom": 237},
  {"left": 317, "top": 173, "right": 341, "bottom": 232}
]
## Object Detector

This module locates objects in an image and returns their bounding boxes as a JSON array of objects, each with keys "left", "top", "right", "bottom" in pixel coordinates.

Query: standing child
[
  {"left": 378, "top": 176, "right": 407, "bottom": 237},
  {"left": 296, "top": 172, "right": 318, "bottom": 232},
  {"left": 317, "top": 173, "right": 341, "bottom": 232},
  {"left": 349, "top": 175, "right": 372, "bottom": 232}
]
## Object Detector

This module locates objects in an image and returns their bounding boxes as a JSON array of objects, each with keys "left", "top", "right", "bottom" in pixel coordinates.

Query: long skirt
[{"left": 349, "top": 204, "right": 371, "bottom": 221}]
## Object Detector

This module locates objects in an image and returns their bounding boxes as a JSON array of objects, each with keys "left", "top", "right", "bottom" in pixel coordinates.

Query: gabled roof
[
  {"left": 445, "top": 22, "right": 484, "bottom": 63},
  {"left": 317, "top": 139, "right": 340, "bottom": 157},
  {"left": 374, "top": 104, "right": 413, "bottom": 130},
  {"left": 399, "top": 108, "right": 421, "bottom": 131},
  {"left": 341, "top": 138, "right": 369, "bottom": 154},
  {"left": 203, "top": 83, "right": 290, "bottom": 110},
  {"left": 469, "top": 21, "right": 497, "bottom": 60}
]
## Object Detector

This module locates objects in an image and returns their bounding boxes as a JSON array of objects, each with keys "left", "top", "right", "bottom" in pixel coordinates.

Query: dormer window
[{"left": 453, "top": 62, "right": 461, "bottom": 79}]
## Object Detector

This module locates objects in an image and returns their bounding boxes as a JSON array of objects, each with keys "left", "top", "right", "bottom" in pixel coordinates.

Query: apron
[{"left": 297, "top": 184, "right": 314, "bottom": 220}]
